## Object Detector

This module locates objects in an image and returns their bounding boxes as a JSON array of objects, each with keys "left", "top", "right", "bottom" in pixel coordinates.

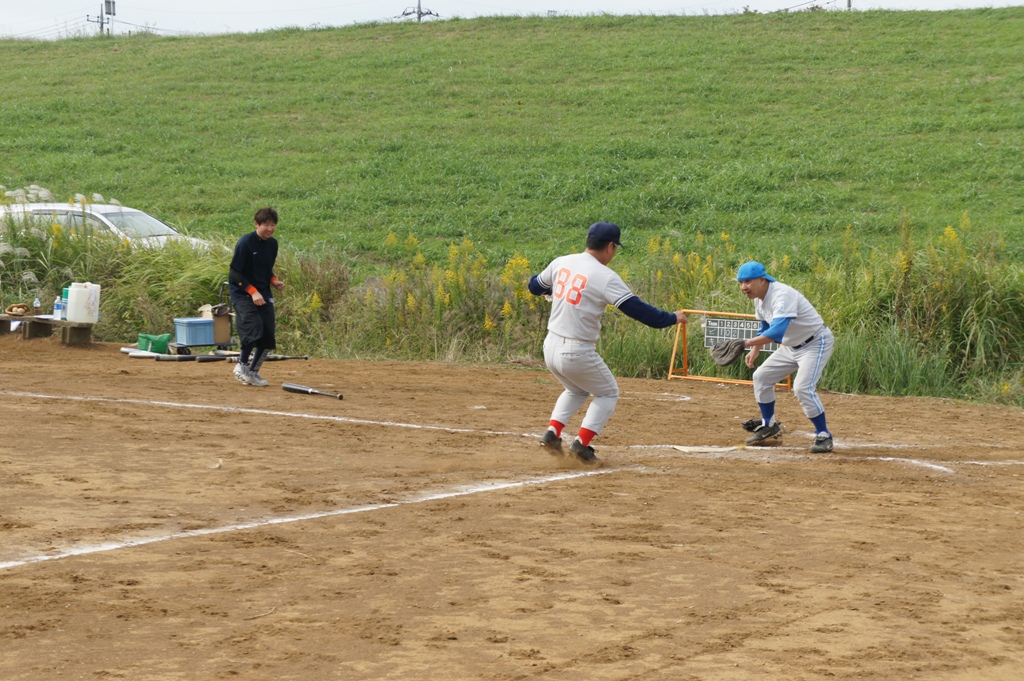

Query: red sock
[
  {"left": 578, "top": 428, "right": 598, "bottom": 447},
  {"left": 548, "top": 420, "right": 564, "bottom": 437}
]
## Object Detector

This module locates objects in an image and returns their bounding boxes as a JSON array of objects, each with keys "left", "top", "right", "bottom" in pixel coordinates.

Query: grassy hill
[
  {"left": 1, "top": 10, "right": 1022, "bottom": 268},
  {"left": 3, "top": 10, "right": 1024, "bottom": 402}
]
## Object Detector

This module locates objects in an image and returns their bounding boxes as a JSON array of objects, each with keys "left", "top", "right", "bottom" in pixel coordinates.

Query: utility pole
[
  {"left": 398, "top": 0, "right": 439, "bottom": 23},
  {"left": 87, "top": 1, "right": 116, "bottom": 35}
]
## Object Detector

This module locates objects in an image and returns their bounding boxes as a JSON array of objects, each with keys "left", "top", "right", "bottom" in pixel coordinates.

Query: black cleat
[
  {"left": 745, "top": 421, "right": 782, "bottom": 445},
  {"left": 540, "top": 429, "right": 564, "bottom": 455},
  {"left": 810, "top": 433, "right": 834, "bottom": 453},
  {"left": 568, "top": 439, "right": 602, "bottom": 466}
]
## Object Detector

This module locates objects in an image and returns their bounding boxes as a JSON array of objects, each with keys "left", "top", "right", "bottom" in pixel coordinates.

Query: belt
[
  {"left": 792, "top": 327, "right": 828, "bottom": 350},
  {"left": 792, "top": 336, "right": 815, "bottom": 350}
]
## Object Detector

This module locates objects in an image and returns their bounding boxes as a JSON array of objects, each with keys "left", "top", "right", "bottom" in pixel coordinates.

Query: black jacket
[{"left": 229, "top": 231, "right": 278, "bottom": 300}]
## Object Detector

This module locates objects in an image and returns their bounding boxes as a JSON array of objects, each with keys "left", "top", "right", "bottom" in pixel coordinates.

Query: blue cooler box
[{"left": 173, "top": 317, "right": 215, "bottom": 346}]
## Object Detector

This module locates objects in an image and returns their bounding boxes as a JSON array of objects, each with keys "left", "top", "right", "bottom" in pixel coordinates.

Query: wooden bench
[{"left": 0, "top": 314, "right": 95, "bottom": 346}]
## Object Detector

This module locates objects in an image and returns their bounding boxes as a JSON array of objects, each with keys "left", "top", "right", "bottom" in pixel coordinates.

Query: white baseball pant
[
  {"left": 753, "top": 328, "right": 835, "bottom": 418},
  {"left": 543, "top": 333, "right": 619, "bottom": 435}
]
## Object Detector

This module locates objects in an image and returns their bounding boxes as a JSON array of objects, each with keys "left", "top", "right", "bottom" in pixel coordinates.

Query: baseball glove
[
  {"left": 710, "top": 338, "right": 745, "bottom": 366},
  {"left": 5, "top": 303, "right": 32, "bottom": 316}
]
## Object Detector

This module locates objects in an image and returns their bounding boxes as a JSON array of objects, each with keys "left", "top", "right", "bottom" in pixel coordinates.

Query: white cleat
[
  {"left": 248, "top": 372, "right": 269, "bottom": 388},
  {"left": 233, "top": 362, "right": 253, "bottom": 385}
]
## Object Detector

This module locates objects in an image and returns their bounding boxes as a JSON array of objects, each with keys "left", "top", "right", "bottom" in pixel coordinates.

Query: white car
[{"left": 0, "top": 202, "right": 209, "bottom": 249}]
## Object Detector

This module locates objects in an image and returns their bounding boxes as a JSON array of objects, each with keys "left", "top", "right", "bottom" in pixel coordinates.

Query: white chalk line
[
  {"left": 620, "top": 391, "right": 692, "bottom": 403},
  {"left": 0, "top": 468, "right": 617, "bottom": 572},
  {"left": 1, "top": 388, "right": 1020, "bottom": 569},
  {"left": 619, "top": 443, "right": 1024, "bottom": 474},
  {"left": 0, "top": 389, "right": 687, "bottom": 432},
  {"left": 1, "top": 390, "right": 529, "bottom": 439},
  {"left": 4, "top": 391, "right": 1019, "bottom": 475},
  {"left": 614, "top": 444, "right": 961, "bottom": 474}
]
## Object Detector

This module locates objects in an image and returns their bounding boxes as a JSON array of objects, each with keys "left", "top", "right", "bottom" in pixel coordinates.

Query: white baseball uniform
[
  {"left": 752, "top": 281, "right": 833, "bottom": 418},
  {"left": 535, "top": 252, "right": 634, "bottom": 435}
]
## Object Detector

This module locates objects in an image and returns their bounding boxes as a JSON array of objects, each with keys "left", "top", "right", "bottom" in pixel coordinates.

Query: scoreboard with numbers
[{"left": 703, "top": 318, "right": 779, "bottom": 352}]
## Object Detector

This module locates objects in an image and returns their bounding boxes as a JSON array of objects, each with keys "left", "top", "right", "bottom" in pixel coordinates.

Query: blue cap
[
  {"left": 588, "top": 222, "right": 623, "bottom": 248},
  {"left": 736, "top": 261, "right": 776, "bottom": 282}
]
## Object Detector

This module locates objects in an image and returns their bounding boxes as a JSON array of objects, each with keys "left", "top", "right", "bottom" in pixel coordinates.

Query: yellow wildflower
[
  {"left": 309, "top": 291, "right": 323, "bottom": 313},
  {"left": 959, "top": 211, "right": 972, "bottom": 234},
  {"left": 501, "top": 252, "right": 530, "bottom": 287},
  {"left": 435, "top": 281, "right": 451, "bottom": 307},
  {"left": 470, "top": 254, "right": 489, "bottom": 278},
  {"left": 896, "top": 250, "right": 911, "bottom": 274}
]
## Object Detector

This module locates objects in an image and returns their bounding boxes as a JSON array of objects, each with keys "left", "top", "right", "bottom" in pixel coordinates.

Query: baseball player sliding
[
  {"left": 528, "top": 222, "right": 687, "bottom": 465},
  {"left": 736, "top": 261, "right": 835, "bottom": 453}
]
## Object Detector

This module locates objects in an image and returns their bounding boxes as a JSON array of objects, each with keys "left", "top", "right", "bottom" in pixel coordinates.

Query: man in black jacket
[{"left": 229, "top": 207, "right": 285, "bottom": 387}]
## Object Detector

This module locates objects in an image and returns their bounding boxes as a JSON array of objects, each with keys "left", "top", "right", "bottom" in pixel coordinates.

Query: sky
[{"left": 1, "top": 0, "right": 1020, "bottom": 39}]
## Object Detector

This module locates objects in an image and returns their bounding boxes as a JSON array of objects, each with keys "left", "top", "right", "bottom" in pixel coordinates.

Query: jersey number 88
[{"left": 553, "top": 268, "right": 588, "bottom": 306}]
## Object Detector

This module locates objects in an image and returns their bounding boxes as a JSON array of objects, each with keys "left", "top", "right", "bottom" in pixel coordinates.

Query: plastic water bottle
[
  {"left": 33, "top": 297, "right": 41, "bottom": 315},
  {"left": 54, "top": 296, "right": 63, "bottom": 319}
]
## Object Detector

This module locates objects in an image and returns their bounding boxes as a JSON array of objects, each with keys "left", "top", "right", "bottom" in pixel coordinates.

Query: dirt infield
[{"left": 2, "top": 335, "right": 1023, "bottom": 680}]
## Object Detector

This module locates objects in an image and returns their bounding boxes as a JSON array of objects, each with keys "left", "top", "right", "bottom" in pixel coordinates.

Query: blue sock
[
  {"left": 758, "top": 401, "right": 776, "bottom": 427},
  {"left": 810, "top": 412, "right": 829, "bottom": 436}
]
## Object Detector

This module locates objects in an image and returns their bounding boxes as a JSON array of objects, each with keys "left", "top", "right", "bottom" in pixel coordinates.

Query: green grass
[
  {"left": 3, "top": 11, "right": 1024, "bottom": 404},
  {"left": 1, "top": 10, "right": 1023, "bottom": 269}
]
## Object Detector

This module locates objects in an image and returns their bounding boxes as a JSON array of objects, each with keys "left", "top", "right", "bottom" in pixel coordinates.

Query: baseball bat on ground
[
  {"left": 213, "top": 350, "right": 309, "bottom": 361},
  {"left": 142, "top": 353, "right": 228, "bottom": 362},
  {"left": 282, "top": 382, "right": 343, "bottom": 400}
]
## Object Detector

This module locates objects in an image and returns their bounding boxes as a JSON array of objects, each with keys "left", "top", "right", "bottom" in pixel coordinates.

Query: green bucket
[{"left": 138, "top": 333, "right": 172, "bottom": 354}]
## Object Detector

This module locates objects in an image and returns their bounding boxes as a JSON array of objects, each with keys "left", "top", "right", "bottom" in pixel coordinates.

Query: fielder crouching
[
  {"left": 736, "top": 261, "right": 835, "bottom": 453},
  {"left": 528, "top": 222, "right": 687, "bottom": 466}
]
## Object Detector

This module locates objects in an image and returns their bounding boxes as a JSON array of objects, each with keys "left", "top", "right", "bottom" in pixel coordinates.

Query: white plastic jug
[
  {"left": 86, "top": 282, "right": 101, "bottom": 321},
  {"left": 66, "top": 282, "right": 101, "bottom": 323}
]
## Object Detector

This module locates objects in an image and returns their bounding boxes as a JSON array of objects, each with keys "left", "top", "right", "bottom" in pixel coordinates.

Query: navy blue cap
[
  {"left": 736, "top": 261, "right": 776, "bottom": 282},
  {"left": 588, "top": 222, "right": 623, "bottom": 248}
]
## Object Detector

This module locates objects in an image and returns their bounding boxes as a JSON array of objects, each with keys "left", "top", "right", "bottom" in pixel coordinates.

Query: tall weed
[
  {"left": 0, "top": 211, "right": 124, "bottom": 307},
  {"left": 321, "top": 237, "right": 547, "bottom": 361},
  {"left": 5, "top": 195, "right": 1024, "bottom": 406}
]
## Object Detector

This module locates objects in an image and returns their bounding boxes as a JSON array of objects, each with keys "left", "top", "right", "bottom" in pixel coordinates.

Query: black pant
[{"left": 232, "top": 295, "right": 276, "bottom": 350}]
